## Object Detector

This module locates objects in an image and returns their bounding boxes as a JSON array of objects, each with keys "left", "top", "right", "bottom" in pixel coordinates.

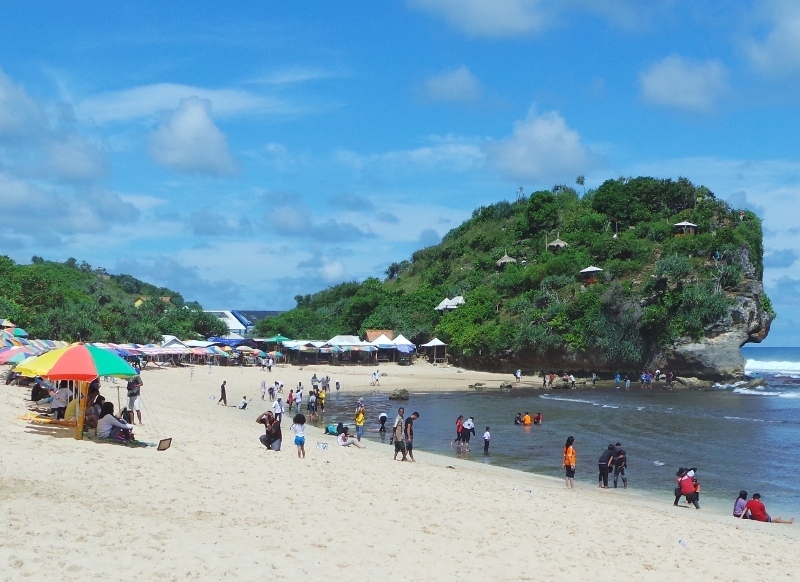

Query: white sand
[{"left": 1, "top": 363, "right": 798, "bottom": 581}]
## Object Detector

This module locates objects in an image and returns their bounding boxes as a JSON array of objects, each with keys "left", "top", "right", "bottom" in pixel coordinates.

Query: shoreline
[{"left": 2, "top": 364, "right": 798, "bottom": 579}]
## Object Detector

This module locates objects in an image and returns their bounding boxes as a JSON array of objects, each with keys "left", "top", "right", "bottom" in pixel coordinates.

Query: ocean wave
[
  {"left": 778, "top": 391, "right": 800, "bottom": 399},
  {"left": 713, "top": 380, "right": 748, "bottom": 390},
  {"left": 745, "top": 359, "right": 800, "bottom": 374},
  {"left": 724, "top": 415, "right": 766, "bottom": 422},
  {"left": 601, "top": 405, "right": 620, "bottom": 409},
  {"left": 539, "top": 395, "right": 598, "bottom": 405},
  {"left": 732, "top": 387, "right": 779, "bottom": 396}
]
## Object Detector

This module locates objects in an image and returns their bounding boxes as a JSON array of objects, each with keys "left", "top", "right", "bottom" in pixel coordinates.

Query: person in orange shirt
[
  {"left": 522, "top": 412, "right": 532, "bottom": 426},
  {"left": 563, "top": 436, "right": 576, "bottom": 489}
]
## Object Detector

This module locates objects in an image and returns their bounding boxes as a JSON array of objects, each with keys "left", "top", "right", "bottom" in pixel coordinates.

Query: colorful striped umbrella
[
  {"left": 0, "top": 346, "right": 38, "bottom": 365},
  {"left": 15, "top": 343, "right": 138, "bottom": 381}
]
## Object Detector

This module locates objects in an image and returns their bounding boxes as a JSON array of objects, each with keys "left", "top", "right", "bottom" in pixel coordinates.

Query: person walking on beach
[
  {"left": 563, "top": 436, "right": 576, "bottom": 489},
  {"left": 615, "top": 373, "right": 621, "bottom": 389},
  {"left": 598, "top": 444, "right": 614, "bottom": 489},
  {"left": 291, "top": 413, "right": 306, "bottom": 458},
  {"left": 295, "top": 384, "right": 303, "bottom": 410},
  {"left": 739, "top": 493, "right": 794, "bottom": 524},
  {"left": 483, "top": 427, "right": 491, "bottom": 453},
  {"left": 613, "top": 442, "right": 628, "bottom": 489},
  {"left": 515, "top": 369, "right": 522, "bottom": 384},
  {"left": 260, "top": 380, "right": 267, "bottom": 401},
  {"left": 267, "top": 357, "right": 273, "bottom": 372},
  {"left": 405, "top": 412, "right": 419, "bottom": 462},
  {"left": 393, "top": 407, "right": 406, "bottom": 461},
  {"left": 272, "top": 397, "right": 284, "bottom": 424},
  {"left": 592, "top": 372, "right": 597, "bottom": 388},
  {"left": 287, "top": 389, "right": 294, "bottom": 411},
  {"left": 218, "top": 380, "right": 228, "bottom": 406}
]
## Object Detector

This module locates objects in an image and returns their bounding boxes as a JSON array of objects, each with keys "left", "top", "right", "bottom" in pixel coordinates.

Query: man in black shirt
[
  {"left": 404, "top": 412, "right": 420, "bottom": 462},
  {"left": 613, "top": 442, "right": 628, "bottom": 489},
  {"left": 598, "top": 444, "right": 615, "bottom": 488}
]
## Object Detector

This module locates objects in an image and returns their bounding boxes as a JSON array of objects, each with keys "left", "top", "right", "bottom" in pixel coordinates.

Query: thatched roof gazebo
[
  {"left": 548, "top": 236, "right": 568, "bottom": 250},
  {"left": 673, "top": 221, "right": 698, "bottom": 235},
  {"left": 496, "top": 254, "right": 517, "bottom": 267}
]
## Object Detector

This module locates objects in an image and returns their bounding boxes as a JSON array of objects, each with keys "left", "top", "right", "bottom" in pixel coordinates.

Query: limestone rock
[{"left": 388, "top": 389, "right": 409, "bottom": 400}]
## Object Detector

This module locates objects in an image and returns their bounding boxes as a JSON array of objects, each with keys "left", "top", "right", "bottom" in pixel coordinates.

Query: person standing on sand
[
  {"left": 405, "top": 412, "right": 419, "bottom": 461},
  {"left": 613, "top": 442, "right": 628, "bottom": 489},
  {"left": 291, "top": 413, "right": 306, "bottom": 458},
  {"left": 218, "top": 380, "right": 227, "bottom": 406},
  {"left": 515, "top": 369, "right": 522, "bottom": 384},
  {"left": 592, "top": 373, "right": 597, "bottom": 388},
  {"left": 563, "top": 436, "right": 576, "bottom": 489},
  {"left": 260, "top": 380, "right": 267, "bottom": 401},
  {"left": 598, "top": 444, "right": 614, "bottom": 489},
  {"left": 126, "top": 376, "right": 143, "bottom": 425},
  {"left": 393, "top": 407, "right": 406, "bottom": 461},
  {"left": 615, "top": 373, "right": 621, "bottom": 389}
]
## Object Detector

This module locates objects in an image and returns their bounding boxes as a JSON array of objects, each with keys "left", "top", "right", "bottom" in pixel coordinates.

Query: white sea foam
[
  {"left": 732, "top": 387, "right": 779, "bottom": 396},
  {"left": 602, "top": 405, "right": 619, "bottom": 409},
  {"left": 778, "top": 391, "right": 800, "bottom": 399},
  {"left": 745, "top": 359, "right": 800, "bottom": 374},
  {"left": 724, "top": 415, "right": 766, "bottom": 422},
  {"left": 713, "top": 380, "right": 748, "bottom": 389},
  {"left": 539, "top": 395, "right": 597, "bottom": 405}
]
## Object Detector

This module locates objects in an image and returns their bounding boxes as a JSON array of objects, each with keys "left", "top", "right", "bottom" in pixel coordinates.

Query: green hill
[
  {"left": 0, "top": 256, "right": 227, "bottom": 342},
  {"left": 256, "top": 176, "right": 774, "bottom": 377}
]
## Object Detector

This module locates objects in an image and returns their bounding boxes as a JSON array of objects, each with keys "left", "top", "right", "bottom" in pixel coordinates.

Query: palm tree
[{"left": 576, "top": 175, "right": 585, "bottom": 195}]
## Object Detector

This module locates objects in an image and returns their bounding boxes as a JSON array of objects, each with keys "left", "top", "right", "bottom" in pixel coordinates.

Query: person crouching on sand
[{"left": 563, "top": 436, "right": 576, "bottom": 489}]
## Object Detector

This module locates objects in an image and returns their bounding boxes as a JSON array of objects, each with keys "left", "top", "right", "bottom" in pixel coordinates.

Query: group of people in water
[{"left": 514, "top": 412, "right": 542, "bottom": 426}]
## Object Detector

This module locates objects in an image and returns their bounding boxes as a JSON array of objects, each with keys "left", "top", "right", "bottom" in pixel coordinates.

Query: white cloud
[
  {"left": 744, "top": 0, "right": 800, "bottom": 76},
  {"left": 408, "top": 0, "right": 549, "bottom": 37},
  {"left": 255, "top": 66, "right": 341, "bottom": 85},
  {"left": 336, "top": 135, "right": 484, "bottom": 172},
  {"left": 486, "top": 106, "right": 599, "bottom": 182},
  {"left": 407, "top": 0, "right": 671, "bottom": 37},
  {"left": 424, "top": 66, "right": 483, "bottom": 102},
  {"left": 118, "top": 194, "right": 168, "bottom": 212},
  {"left": 0, "top": 70, "right": 48, "bottom": 141},
  {"left": 149, "top": 97, "right": 238, "bottom": 176},
  {"left": 76, "top": 83, "right": 290, "bottom": 124},
  {"left": 46, "top": 135, "right": 108, "bottom": 181},
  {"left": 639, "top": 55, "right": 729, "bottom": 112}
]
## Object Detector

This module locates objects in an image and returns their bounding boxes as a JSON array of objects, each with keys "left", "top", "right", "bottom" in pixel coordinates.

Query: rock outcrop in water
[{"left": 654, "top": 279, "right": 772, "bottom": 380}]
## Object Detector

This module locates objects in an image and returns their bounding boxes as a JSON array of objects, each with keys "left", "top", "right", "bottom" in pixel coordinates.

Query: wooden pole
[{"left": 75, "top": 381, "right": 89, "bottom": 440}]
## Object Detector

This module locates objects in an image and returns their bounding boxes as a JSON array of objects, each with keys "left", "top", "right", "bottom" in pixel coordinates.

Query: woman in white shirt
[
  {"left": 337, "top": 428, "right": 365, "bottom": 448},
  {"left": 97, "top": 402, "right": 134, "bottom": 440}
]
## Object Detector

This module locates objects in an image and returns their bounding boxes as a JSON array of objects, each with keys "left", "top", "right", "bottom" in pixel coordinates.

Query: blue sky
[{"left": 2, "top": 1, "right": 800, "bottom": 344}]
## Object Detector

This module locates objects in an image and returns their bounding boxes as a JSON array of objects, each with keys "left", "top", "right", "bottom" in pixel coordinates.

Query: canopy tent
[
  {"left": 262, "top": 334, "right": 291, "bottom": 343},
  {"left": 370, "top": 334, "right": 395, "bottom": 349},
  {"left": 161, "top": 335, "right": 187, "bottom": 349},
  {"left": 435, "top": 296, "right": 465, "bottom": 312},
  {"left": 579, "top": 265, "right": 603, "bottom": 284},
  {"left": 496, "top": 254, "right": 517, "bottom": 266},
  {"left": 548, "top": 237, "right": 569, "bottom": 249},
  {"left": 206, "top": 337, "right": 258, "bottom": 348},
  {"left": 327, "top": 335, "right": 363, "bottom": 347},
  {"left": 184, "top": 340, "right": 215, "bottom": 348},
  {"left": 674, "top": 221, "right": 698, "bottom": 235},
  {"left": 393, "top": 334, "right": 414, "bottom": 347},
  {"left": 421, "top": 337, "right": 447, "bottom": 362}
]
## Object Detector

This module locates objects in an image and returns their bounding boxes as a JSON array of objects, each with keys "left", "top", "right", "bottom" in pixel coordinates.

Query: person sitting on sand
[
  {"left": 734, "top": 491, "right": 749, "bottom": 518},
  {"left": 522, "top": 412, "right": 532, "bottom": 426},
  {"left": 533, "top": 412, "right": 543, "bottom": 425},
  {"left": 239, "top": 396, "right": 250, "bottom": 410},
  {"left": 739, "top": 493, "right": 794, "bottom": 524},
  {"left": 337, "top": 428, "right": 365, "bottom": 448},
  {"left": 514, "top": 413, "right": 523, "bottom": 425},
  {"left": 97, "top": 402, "right": 134, "bottom": 440}
]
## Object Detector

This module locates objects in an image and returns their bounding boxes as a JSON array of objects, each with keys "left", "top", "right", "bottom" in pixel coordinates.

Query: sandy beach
[{"left": 1, "top": 362, "right": 798, "bottom": 581}]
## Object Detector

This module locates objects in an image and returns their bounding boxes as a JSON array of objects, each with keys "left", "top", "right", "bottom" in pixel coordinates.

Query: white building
[{"left": 204, "top": 310, "right": 247, "bottom": 336}]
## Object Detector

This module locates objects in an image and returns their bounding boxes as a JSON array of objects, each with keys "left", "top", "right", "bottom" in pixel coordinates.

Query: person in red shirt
[
  {"left": 739, "top": 493, "right": 794, "bottom": 524},
  {"left": 673, "top": 468, "right": 700, "bottom": 509}
]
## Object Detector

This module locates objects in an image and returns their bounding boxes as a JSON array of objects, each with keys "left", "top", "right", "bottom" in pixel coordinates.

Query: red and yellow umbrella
[{"left": 15, "top": 343, "right": 137, "bottom": 381}]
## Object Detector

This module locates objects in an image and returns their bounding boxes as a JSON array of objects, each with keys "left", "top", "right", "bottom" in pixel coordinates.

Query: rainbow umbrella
[
  {"left": 15, "top": 343, "right": 138, "bottom": 381},
  {"left": 0, "top": 346, "right": 37, "bottom": 365}
]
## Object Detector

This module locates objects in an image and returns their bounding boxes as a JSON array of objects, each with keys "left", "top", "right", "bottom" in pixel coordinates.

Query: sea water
[{"left": 315, "top": 349, "right": 800, "bottom": 518}]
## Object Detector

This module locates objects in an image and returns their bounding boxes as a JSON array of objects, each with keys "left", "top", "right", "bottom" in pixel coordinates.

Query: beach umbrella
[
  {"left": 0, "top": 347, "right": 37, "bottom": 365},
  {"left": 11, "top": 327, "right": 28, "bottom": 337},
  {"left": 0, "top": 319, "right": 15, "bottom": 327},
  {"left": 15, "top": 343, "right": 138, "bottom": 381}
]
